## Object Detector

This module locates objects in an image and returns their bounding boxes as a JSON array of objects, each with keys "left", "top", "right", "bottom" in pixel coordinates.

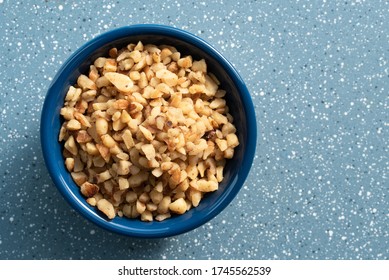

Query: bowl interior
[{"left": 41, "top": 25, "right": 256, "bottom": 238}]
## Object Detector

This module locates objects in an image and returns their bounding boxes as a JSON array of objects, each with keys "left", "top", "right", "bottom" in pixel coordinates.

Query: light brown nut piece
[
  {"left": 97, "top": 199, "right": 115, "bottom": 219},
  {"left": 113, "top": 99, "right": 130, "bottom": 110},
  {"left": 139, "top": 125, "right": 154, "bottom": 141},
  {"left": 221, "top": 122, "right": 236, "bottom": 136},
  {"left": 215, "top": 139, "right": 228, "bottom": 152},
  {"left": 73, "top": 156, "right": 84, "bottom": 172},
  {"left": 77, "top": 74, "right": 97, "bottom": 90},
  {"left": 117, "top": 160, "right": 132, "bottom": 176},
  {"left": 209, "top": 98, "right": 226, "bottom": 109},
  {"left": 223, "top": 147, "right": 234, "bottom": 159},
  {"left": 66, "top": 119, "right": 81, "bottom": 131},
  {"left": 151, "top": 167, "right": 163, "bottom": 178},
  {"left": 89, "top": 65, "right": 99, "bottom": 82},
  {"left": 146, "top": 203, "right": 158, "bottom": 212},
  {"left": 136, "top": 200, "right": 146, "bottom": 214},
  {"left": 65, "top": 158, "right": 75, "bottom": 172},
  {"left": 101, "top": 134, "right": 117, "bottom": 148},
  {"left": 97, "top": 170, "right": 112, "bottom": 183},
  {"left": 116, "top": 152, "right": 130, "bottom": 161},
  {"left": 156, "top": 69, "right": 178, "bottom": 87},
  {"left": 171, "top": 52, "right": 181, "bottom": 62},
  {"left": 95, "top": 118, "right": 109, "bottom": 136},
  {"left": 216, "top": 166, "right": 224, "bottom": 182},
  {"left": 177, "top": 56, "right": 192, "bottom": 68},
  {"left": 188, "top": 188, "right": 202, "bottom": 207},
  {"left": 109, "top": 47, "right": 118, "bottom": 58},
  {"left": 116, "top": 51, "right": 132, "bottom": 61},
  {"left": 169, "top": 198, "right": 187, "bottom": 214},
  {"left": 71, "top": 172, "right": 87, "bottom": 187},
  {"left": 157, "top": 196, "right": 171, "bottom": 214},
  {"left": 121, "top": 129, "right": 135, "bottom": 149},
  {"left": 129, "top": 50, "right": 142, "bottom": 63},
  {"left": 212, "top": 111, "right": 228, "bottom": 125},
  {"left": 104, "top": 72, "right": 134, "bottom": 93},
  {"left": 120, "top": 58, "right": 135, "bottom": 71},
  {"left": 141, "top": 144, "right": 156, "bottom": 160},
  {"left": 74, "top": 112, "right": 91, "bottom": 127},
  {"left": 141, "top": 210, "right": 153, "bottom": 222},
  {"left": 150, "top": 189, "right": 163, "bottom": 204},
  {"left": 64, "top": 135, "right": 78, "bottom": 156},
  {"left": 86, "top": 142, "right": 99, "bottom": 155},
  {"left": 94, "top": 57, "right": 106, "bottom": 68},
  {"left": 80, "top": 182, "right": 99, "bottom": 198},
  {"left": 95, "top": 76, "right": 111, "bottom": 88},
  {"left": 60, "top": 107, "right": 74, "bottom": 122},
  {"left": 128, "top": 171, "right": 149, "bottom": 188},
  {"left": 86, "top": 197, "right": 97, "bottom": 206},
  {"left": 191, "top": 59, "right": 207, "bottom": 72},
  {"left": 125, "top": 191, "right": 137, "bottom": 203},
  {"left": 103, "top": 58, "right": 117, "bottom": 72},
  {"left": 138, "top": 192, "right": 150, "bottom": 204},
  {"left": 65, "top": 86, "right": 82, "bottom": 102},
  {"left": 96, "top": 143, "right": 110, "bottom": 162},
  {"left": 59, "top": 125, "right": 67, "bottom": 142},
  {"left": 189, "top": 84, "right": 206, "bottom": 94},
  {"left": 160, "top": 48, "right": 173, "bottom": 60},
  {"left": 155, "top": 213, "right": 171, "bottom": 221},
  {"left": 226, "top": 133, "right": 239, "bottom": 148},
  {"left": 118, "top": 177, "right": 130, "bottom": 190},
  {"left": 204, "top": 75, "right": 218, "bottom": 96},
  {"left": 193, "top": 179, "right": 218, "bottom": 192},
  {"left": 120, "top": 110, "right": 132, "bottom": 124}
]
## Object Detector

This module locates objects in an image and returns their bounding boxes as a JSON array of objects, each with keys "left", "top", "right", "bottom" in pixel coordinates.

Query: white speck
[
  {"left": 247, "top": 16, "right": 253, "bottom": 21},
  {"left": 371, "top": 208, "right": 377, "bottom": 214},
  {"left": 0, "top": 0, "right": 4, "bottom": 4},
  {"left": 58, "top": 5, "right": 63, "bottom": 10},
  {"left": 90, "top": 230, "right": 95, "bottom": 235},
  {"left": 341, "top": 236, "right": 347, "bottom": 240},
  {"left": 9, "top": 217, "right": 14, "bottom": 222},
  {"left": 328, "top": 230, "right": 333, "bottom": 237},
  {"left": 259, "top": 91, "right": 265, "bottom": 96}
]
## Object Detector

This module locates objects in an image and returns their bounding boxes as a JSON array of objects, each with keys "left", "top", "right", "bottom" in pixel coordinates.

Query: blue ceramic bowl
[{"left": 41, "top": 24, "right": 257, "bottom": 238}]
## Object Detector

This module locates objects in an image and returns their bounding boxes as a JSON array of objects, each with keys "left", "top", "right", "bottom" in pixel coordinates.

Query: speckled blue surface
[{"left": 0, "top": 0, "right": 388, "bottom": 260}]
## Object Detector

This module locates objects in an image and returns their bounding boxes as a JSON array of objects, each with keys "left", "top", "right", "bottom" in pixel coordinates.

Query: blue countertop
[{"left": 0, "top": 0, "right": 387, "bottom": 259}]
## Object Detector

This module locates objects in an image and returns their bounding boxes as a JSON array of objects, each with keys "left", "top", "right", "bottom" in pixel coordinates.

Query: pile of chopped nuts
[{"left": 59, "top": 41, "right": 239, "bottom": 221}]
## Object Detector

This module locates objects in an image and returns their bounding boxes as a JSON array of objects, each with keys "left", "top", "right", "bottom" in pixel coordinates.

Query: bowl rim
[{"left": 40, "top": 24, "right": 257, "bottom": 238}]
